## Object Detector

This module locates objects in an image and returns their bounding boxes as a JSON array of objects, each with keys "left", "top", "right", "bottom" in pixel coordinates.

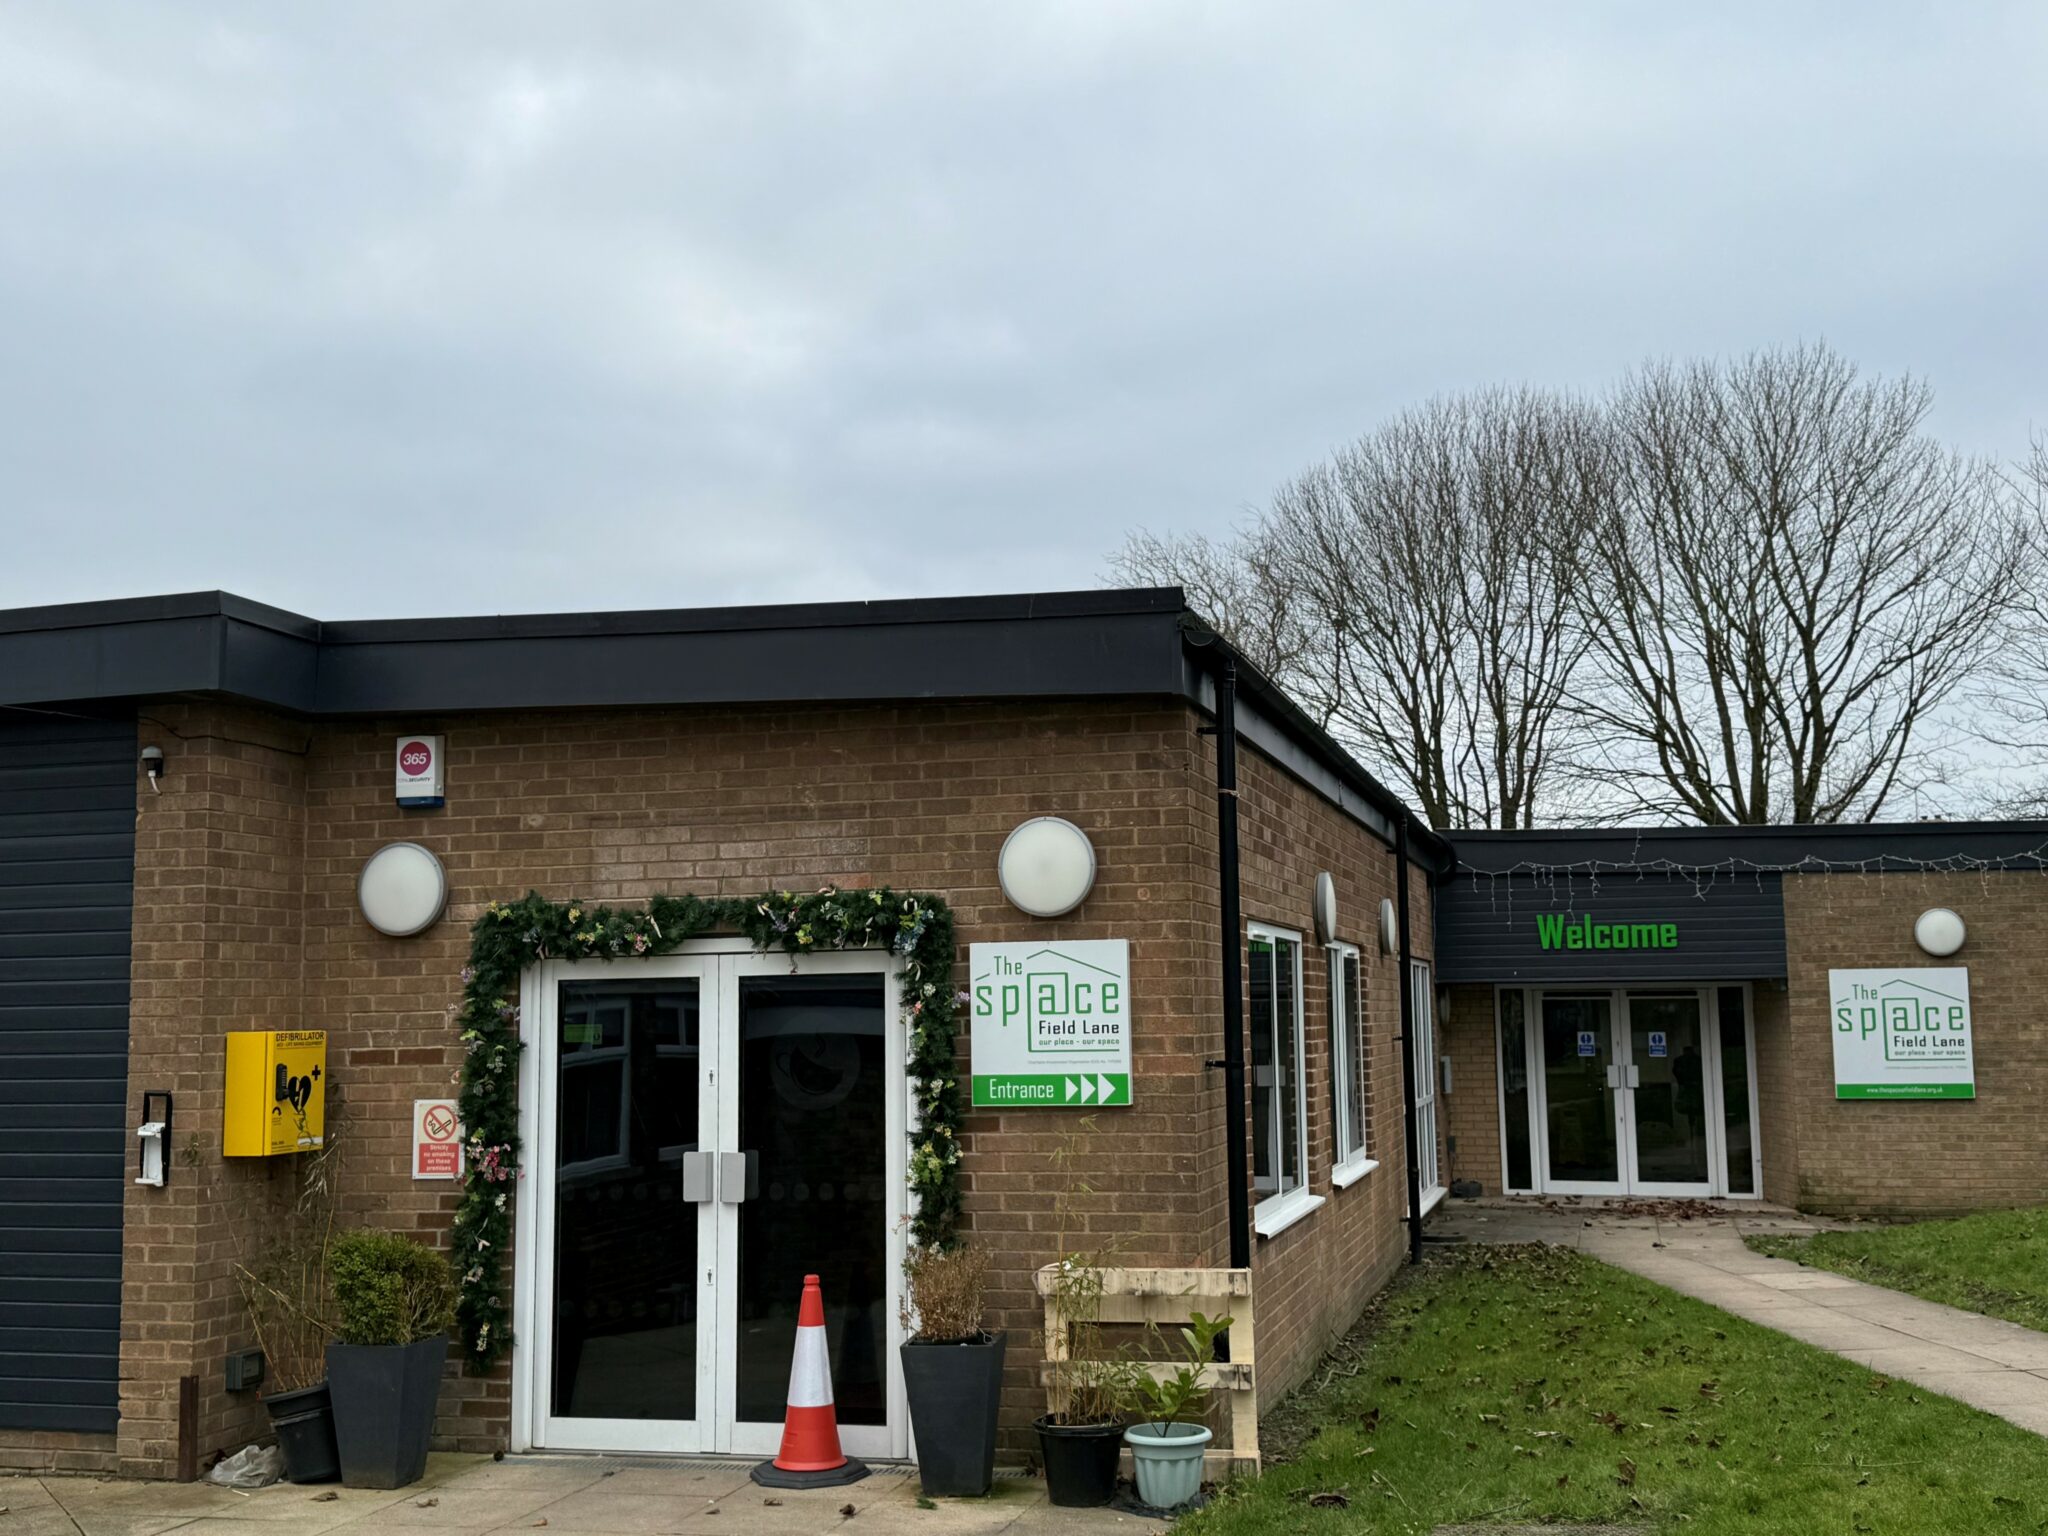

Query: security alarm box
[
  {"left": 395, "top": 735, "right": 445, "bottom": 807},
  {"left": 223, "top": 1031, "right": 327, "bottom": 1157}
]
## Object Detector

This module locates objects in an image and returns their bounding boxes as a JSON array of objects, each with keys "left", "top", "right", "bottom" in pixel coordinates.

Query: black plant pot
[
  {"left": 326, "top": 1336, "right": 448, "bottom": 1489},
  {"left": 1035, "top": 1416, "right": 1124, "bottom": 1507},
  {"left": 262, "top": 1381, "right": 340, "bottom": 1485},
  {"left": 902, "top": 1331, "right": 1006, "bottom": 1497}
]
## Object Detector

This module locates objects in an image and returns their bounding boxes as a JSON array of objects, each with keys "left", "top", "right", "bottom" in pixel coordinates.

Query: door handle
[
  {"left": 681, "top": 1150, "right": 713, "bottom": 1203},
  {"left": 718, "top": 1151, "right": 749, "bottom": 1205},
  {"left": 1605, "top": 1064, "right": 1620, "bottom": 1090},
  {"left": 1627, "top": 1065, "right": 1641, "bottom": 1089}
]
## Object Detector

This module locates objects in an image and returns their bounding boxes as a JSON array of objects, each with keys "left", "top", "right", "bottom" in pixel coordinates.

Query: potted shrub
[
  {"left": 234, "top": 1115, "right": 345, "bottom": 1484},
  {"left": 1034, "top": 1121, "right": 1133, "bottom": 1507},
  {"left": 324, "top": 1230, "right": 456, "bottom": 1489},
  {"left": 236, "top": 1238, "right": 340, "bottom": 1484},
  {"left": 1123, "top": 1310, "right": 1231, "bottom": 1512},
  {"left": 900, "top": 1242, "right": 1004, "bottom": 1497}
]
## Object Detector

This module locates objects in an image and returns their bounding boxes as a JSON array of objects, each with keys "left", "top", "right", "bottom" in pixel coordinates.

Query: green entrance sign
[
  {"left": 969, "top": 939, "right": 1133, "bottom": 1109},
  {"left": 972, "top": 1072, "right": 1131, "bottom": 1108},
  {"left": 1535, "top": 914, "right": 1679, "bottom": 952}
]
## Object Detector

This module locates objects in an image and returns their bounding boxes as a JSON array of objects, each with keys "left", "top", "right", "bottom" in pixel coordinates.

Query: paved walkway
[
  {"left": 0, "top": 1455, "right": 1162, "bottom": 1536},
  {"left": 1438, "top": 1197, "right": 2048, "bottom": 1436}
]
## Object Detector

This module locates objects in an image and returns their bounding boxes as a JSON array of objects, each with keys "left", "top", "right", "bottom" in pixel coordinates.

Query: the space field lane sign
[{"left": 969, "top": 940, "right": 1132, "bottom": 1108}]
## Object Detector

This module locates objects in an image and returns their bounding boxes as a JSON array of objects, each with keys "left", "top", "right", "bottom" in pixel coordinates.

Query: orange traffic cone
[{"left": 750, "top": 1274, "right": 871, "bottom": 1489}]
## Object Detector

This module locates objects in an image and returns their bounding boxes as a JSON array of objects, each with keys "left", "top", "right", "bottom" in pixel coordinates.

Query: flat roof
[
  {"left": 0, "top": 586, "right": 1448, "bottom": 863},
  {"left": 1450, "top": 821, "right": 2048, "bottom": 872}
]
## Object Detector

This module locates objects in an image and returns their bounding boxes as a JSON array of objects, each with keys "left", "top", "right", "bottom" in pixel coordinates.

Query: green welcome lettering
[{"left": 1535, "top": 915, "right": 1679, "bottom": 951}]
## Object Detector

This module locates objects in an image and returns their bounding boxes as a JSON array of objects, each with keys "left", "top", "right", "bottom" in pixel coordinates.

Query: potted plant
[
  {"left": 1034, "top": 1121, "right": 1133, "bottom": 1508},
  {"left": 900, "top": 1242, "right": 1004, "bottom": 1497},
  {"left": 234, "top": 1111, "right": 345, "bottom": 1484},
  {"left": 324, "top": 1230, "right": 456, "bottom": 1489},
  {"left": 235, "top": 1236, "right": 341, "bottom": 1484},
  {"left": 1123, "top": 1310, "right": 1231, "bottom": 1511}
]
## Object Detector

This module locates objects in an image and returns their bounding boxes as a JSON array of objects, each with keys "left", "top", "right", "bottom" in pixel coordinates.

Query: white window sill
[
  {"left": 1331, "top": 1156, "right": 1379, "bottom": 1190},
  {"left": 1411, "top": 1183, "right": 1447, "bottom": 1219},
  {"left": 1253, "top": 1188, "right": 1326, "bottom": 1239}
]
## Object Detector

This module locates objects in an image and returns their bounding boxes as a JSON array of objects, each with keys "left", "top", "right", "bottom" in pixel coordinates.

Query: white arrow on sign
[
  {"left": 1079, "top": 1076, "right": 1096, "bottom": 1103},
  {"left": 1097, "top": 1074, "right": 1115, "bottom": 1103},
  {"left": 1064, "top": 1078, "right": 1078, "bottom": 1102}
]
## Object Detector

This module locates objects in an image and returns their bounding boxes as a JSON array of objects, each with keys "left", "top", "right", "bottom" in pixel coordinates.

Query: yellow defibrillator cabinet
[{"left": 223, "top": 1030, "right": 327, "bottom": 1156}]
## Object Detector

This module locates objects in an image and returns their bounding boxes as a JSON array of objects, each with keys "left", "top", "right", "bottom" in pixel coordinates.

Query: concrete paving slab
[{"left": 1840, "top": 1344, "right": 2014, "bottom": 1375}]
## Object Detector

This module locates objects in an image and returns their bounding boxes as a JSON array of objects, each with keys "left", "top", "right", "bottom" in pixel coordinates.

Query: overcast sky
[{"left": 2, "top": 3, "right": 2043, "bottom": 620}]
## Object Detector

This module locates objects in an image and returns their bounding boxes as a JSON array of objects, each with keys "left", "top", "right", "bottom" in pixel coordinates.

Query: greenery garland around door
[{"left": 451, "top": 886, "right": 961, "bottom": 1372}]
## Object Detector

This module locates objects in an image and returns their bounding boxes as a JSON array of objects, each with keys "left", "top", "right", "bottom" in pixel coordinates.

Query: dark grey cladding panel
[{"left": 1436, "top": 869, "right": 1786, "bottom": 984}]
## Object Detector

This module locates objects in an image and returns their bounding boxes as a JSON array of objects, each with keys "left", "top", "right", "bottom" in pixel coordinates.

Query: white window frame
[
  {"left": 1410, "top": 960, "right": 1443, "bottom": 1212},
  {"left": 1328, "top": 942, "right": 1376, "bottom": 1189},
  {"left": 1249, "top": 924, "right": 1322, "bottom": 1238}
]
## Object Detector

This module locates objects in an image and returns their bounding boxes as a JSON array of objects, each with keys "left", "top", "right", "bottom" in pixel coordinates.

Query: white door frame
[
  {"left": 1618, "top": 989, "right": 1720, "bottom": 1200},
  {"left": 1515, "top": 984, "right": 1759, "bottom": 1201},
  {"left": 510, "top": 940, "right": 910, "bottom": 1459}
]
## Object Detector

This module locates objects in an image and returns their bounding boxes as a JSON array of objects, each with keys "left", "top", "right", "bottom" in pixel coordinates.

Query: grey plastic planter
[
  {"left": 1125, "top": 1420, "right": 1211, "bottom": 1511},
  {"left": 326, "top": 1336, "right": 447, "bottom": 1489}
]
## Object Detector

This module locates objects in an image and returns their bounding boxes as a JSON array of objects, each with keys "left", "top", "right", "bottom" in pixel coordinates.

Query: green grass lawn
[
  {"left": 1181, "top": 1245, "right": 2048, "bottom": 1535},
  {"left": 1746, "top": 1207, "right": 2048, "bottom": 1334}
]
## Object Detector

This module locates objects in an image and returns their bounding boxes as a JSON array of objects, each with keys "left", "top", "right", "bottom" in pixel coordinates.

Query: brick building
[
  {"left": 0, "top": 589, "right": 1441, "bottom": 1479},
  {"left": 2, "top": 589, "right": 2040, "bottom": 1482},
  {"left": 1436, "top": 827, "right": 2048, "bottom": 1214}
]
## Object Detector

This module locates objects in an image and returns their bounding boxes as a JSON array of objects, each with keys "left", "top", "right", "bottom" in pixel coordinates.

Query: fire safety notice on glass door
[{"left": 969, "top": 940, "right": 1132, "bottom": 1108}]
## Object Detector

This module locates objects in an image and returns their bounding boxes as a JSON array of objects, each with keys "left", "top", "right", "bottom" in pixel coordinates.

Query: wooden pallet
[{"left": 1034, "top": 1264, "right": 1259, "bottom": 1474}]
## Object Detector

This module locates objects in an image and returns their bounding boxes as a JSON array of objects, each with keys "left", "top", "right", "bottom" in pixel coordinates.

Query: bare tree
[
  {"left": 1113, "top": 390, "right": 1600, "bottom": 829},
  {"left": 1975, "top": 434, "right": 2048, "bottom": 813},
  {"left": 1574, "top": 344, "right": 2030, "bottom": 824},
  {"left": 1106, "top": 524, "right": 1330, "bottom": 715},
  {"left": 1261, "top": 390, "right": 1602, "bottom": 829}
]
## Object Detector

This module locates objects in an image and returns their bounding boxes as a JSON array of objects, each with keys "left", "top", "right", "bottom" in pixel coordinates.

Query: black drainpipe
[
  {"left": 1396, "top": 820, "right": 1423, "bottom": 1265},
  {"left": 1213, "top": 659, "right": 1253, "bottom": 1272}
]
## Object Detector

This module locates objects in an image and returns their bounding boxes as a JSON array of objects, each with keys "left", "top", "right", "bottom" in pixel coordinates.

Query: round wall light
[
  {"left": 1312, "top": 873, "right": 1338, "bottom": 945},
  {"left": 1913, "top": 907, "right": 1966, "bottom": 958},
  {"left": 358, "top": 842, "right": 449, "bottom": 937},
  {"left": 1378, "top": 897, "right": 1399, "bottom": 956},
  {"left": 997, "top": 817, "right": 1097, "bottom": 918}
]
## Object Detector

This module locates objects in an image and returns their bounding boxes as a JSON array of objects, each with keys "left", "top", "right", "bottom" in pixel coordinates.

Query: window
[
  {"left": 1329, "top": 943, "right": 1372, "bottom": 1184},
  {"left": 1249, "top": 925, "right": 1319, "bottom": 1235},
  {"left": 1410, "top": 961, "right": 1442, "bottom": 1201}
]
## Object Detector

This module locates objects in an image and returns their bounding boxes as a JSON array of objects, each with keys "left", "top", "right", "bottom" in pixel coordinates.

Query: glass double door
[
  {"left": 526, "top": 950, "right": 903, "bottom": 1459},
  {"left": 1538, "top": 990, "right": 1718, "bottom": 1196}
]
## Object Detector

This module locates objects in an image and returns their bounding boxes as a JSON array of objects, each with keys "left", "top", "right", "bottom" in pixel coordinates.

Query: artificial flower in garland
[{"left": 449, "top": 885, "right": 961, "bottom": 1372}]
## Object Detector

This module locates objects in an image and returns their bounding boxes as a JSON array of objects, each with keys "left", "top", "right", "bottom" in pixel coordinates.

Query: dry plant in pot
[
  {"left": 232, "top": 1107, "right": 345, "bottom": 1484},
  {"left": 900, "top": 1242, "right": 1004, "bottom": 1497},
  {"left": 1035, "top": 1120, "right": 1137, "bottom": 1508}
]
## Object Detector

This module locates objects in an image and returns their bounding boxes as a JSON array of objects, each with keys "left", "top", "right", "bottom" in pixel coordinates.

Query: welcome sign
[
  {"left": 1535, "top": 914, "right": 1679, "bottom": 952},
  {"left": 1829, "top": 967, "right": 1975, "bottom": 1100}
]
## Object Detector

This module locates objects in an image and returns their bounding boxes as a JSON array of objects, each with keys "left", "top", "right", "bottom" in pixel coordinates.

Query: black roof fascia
[
  {"left": 0, "top": 585, "right": 1444, "bottom": 858},
  {"left": 0, "top": 588, "right": 1190, "bottom": 715},
  {"left": 1449, "top": 822, "right": 2048, "bottom": 873}
]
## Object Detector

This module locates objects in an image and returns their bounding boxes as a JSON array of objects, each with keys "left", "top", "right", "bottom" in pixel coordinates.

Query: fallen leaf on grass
[{"left": 1616, "top": 1457, "right": 1637, "bottom": 1488}]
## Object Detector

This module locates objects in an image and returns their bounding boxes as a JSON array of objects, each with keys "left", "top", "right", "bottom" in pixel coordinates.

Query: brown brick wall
[
  {"left": 1780, "top": 871, "right": 2048, "bottom": 1215},
  {"left": 1220, "top": 743, "right": 1432, "bottom": 1407},
  {"left": 118, "top": 704, "right": 313, "bottom": 1478},
  {"left": 1750, "top": 982, "right": 1798, "bottom": 1207},
  {"left": 0, "top": 693, "right": 1427, "bottom": 1475},
  {"left": 1443, "top": 985, "right": 1501, "bottom": 1193}
]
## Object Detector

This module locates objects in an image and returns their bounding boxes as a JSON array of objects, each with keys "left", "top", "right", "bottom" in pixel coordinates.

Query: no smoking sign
[{"left": 412, "top": 1098, "right": 463, "bottom": 1180}]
